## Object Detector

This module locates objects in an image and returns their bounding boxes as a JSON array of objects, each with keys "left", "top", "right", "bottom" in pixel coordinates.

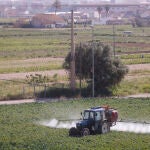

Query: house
[
  {"left": 31, "top": 14, "right": 67, "bottom": 28},
  {"left": 135, "top": 10, "right": 150, "bottom": 27},
  {"left": 140, "top": 11, "right": 150, "bottom": 18}
]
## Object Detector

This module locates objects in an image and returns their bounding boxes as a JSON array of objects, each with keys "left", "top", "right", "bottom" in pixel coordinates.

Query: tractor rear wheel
[
  {"left": 101, "top": 123, "right": 109, "bottom": 134},
  {"left": 81, "top": 128, "right": 90, "bottom": 136},
  {"left": 69, "top": 127, "right": 79, "bottom": 136}
]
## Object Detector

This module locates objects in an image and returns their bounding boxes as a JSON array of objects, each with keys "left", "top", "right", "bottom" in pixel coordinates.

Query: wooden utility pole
[
  {"left": 91, "top": 26, "right": 95, "bottom": 97},
  {"left": 70, "top": 9, "right": 76, "bottom": 91},
  {"left": 113, "top": 24, "right": 116, "bottom": 57}
]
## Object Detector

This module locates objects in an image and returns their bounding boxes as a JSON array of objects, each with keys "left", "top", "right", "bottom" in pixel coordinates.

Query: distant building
[
  {"left": 106, "top": 19, "right": 127, "bottom": 25},
  {"left": 31, "top": 14, "right": 67, "bottom": 28},
  {"left": 111, "top": 0, "right": 116, "bottom": 4}
]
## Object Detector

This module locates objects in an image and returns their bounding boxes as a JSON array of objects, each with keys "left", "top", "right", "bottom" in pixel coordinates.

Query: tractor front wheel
[
  {"left": 69, "top": 127, "right": 80, "bottom": 136},
  {"left": 81, "top": 128, "right": 90, "bottom": 136}
]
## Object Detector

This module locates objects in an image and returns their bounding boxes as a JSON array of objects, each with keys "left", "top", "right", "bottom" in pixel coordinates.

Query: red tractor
[{"left": 69, "top": 106, "right": 118, "bottom": 136}]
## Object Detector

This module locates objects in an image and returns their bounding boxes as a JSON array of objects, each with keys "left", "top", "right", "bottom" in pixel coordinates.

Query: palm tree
[
  {"left": 52, "top": 0, "right": 61, "bottom": 15},
  {"left": 105, "top": 5, "right": 110, "bottom": 18},
  {"left": 97, "top": 7, "right": 103, "bottom": 21}
]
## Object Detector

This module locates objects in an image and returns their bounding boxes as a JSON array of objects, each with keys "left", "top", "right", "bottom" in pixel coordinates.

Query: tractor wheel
[
  {"left": 81, "top": 128, "right": 90, "bottom": 136},
  {"left": 69, "top": 127, "right": 79, "bottom": 136},
  {"left": 101, "top": 123, "right": 109, "bottom": 134},
  {"left": 107, "top": 124, "right": 110, "bottom": 132}
]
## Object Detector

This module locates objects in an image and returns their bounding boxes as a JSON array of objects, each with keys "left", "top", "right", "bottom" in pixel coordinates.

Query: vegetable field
[{"left": 0, "top": 98, "right": 150, "bottom": 150}]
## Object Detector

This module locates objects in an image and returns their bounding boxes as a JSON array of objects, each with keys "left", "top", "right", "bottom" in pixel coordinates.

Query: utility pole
[
  {"left": 113, "top": 24, "right": 116, "bottom": 57},
  {"left": 79, "top": 42, "right": 82, "bottom": 95},
  {"left": 70, "top": 9, "right": 76, "bottom": 91},
  {"left": 90, "top": 25, "right": 95, "bottom": 97}
]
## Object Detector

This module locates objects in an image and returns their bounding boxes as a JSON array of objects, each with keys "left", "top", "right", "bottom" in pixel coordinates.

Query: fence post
[
  {"left": 22, "top": 85, "right": 25, "bottom": 97},
  {"left": 44, "top": 85, "right": 47, "bottom": 98},
  {"left": 33, "top": 84, "right": 36, "bottom": 98}
]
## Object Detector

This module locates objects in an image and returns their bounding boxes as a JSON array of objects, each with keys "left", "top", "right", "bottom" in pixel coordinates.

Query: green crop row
[
  {"left": 122, "top": 58, "right": 150, "bottom": 65},
  {"left": 120, "top": 54, "right": 150, "bottom": 59},
  {"left": 113, "top": 77, "right": 150, "bottom": 96},
  {"left": 0, "top": 59, "right": 63, "bottom": 73}
]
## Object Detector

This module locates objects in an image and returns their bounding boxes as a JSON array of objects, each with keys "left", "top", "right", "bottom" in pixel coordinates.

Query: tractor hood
[
  {"left": 76, "top": 119, "right": 94, "bottom": 130},
  {"left": 77, "top": 120, "right": 89, "bottom": 126}
]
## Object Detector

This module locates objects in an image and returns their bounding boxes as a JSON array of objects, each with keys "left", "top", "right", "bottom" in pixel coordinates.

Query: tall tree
[
  {"left": 63, "top": 42, "right": 128, "bottom": 96},
  {"left": 105, "top": 5, "right": 110, "bottom": 18},
  {"left": 97, "top": 7, "right": 103, "bottom": 21},
  {"left": 52, "top": 0, "right": 61, "bottom": 15}
]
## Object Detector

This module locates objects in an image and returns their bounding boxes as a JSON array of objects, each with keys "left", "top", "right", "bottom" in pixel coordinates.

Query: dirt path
[
  {"left": 127, "top": 64, "right": 150, "bottom": 71},
  {"left": 0, "top": 64, "right": 149, "bottom": 80},
  {"left": 124, "top": 93, "right": 150, "bottom": 98},
  {"left": 0, "top": 69, "right": 67, "bottom": 80},
  {"left": 0, "top": 99, "right": 35, "bottom": 105},
  {"left": 125, "top": 74, "right": 150, "bottom": 80}
]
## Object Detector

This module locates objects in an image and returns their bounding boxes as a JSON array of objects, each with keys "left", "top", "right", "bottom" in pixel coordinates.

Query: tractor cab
[
  {"left": 76, "top": 107, "right": 107, "bottom": 135},
  {"left": 83, "top": 109, "right": 106, "bottom": 121}
]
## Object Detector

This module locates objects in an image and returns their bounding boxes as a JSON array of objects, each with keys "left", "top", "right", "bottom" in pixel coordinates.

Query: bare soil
[
  {"left": 0, "top": 99, "right": 35, "bottom": 105},
  {"left": 0, "top": 69, "right": 67, "bottom": 80},
  {"left": 126, "top": 74, "right": 150, "bottom": 80},
  {"left": 124, "top": 93, "right": 150, "bottom": 98},
  {"left": 19, "top": 57, "right": 64, "bottom": 63},
  {"left": 127, "top": 64, "right": 150, "bottom": 71}
]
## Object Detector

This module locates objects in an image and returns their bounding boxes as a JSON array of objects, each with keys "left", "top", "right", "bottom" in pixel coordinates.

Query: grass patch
[
  {"left": 0, "top": 74, "right": 69, "bottom": 100},
  {"left": 0, "top": 58, "right": 63, "bottom": 73},
  {"left": 120, "top": 54, "right": 150, "bottom": 64},
  {"left": 0, "top": 98, "right": 150, "bottom": 149},
  {"left": 0, "top": 76, "right": 150, "bottom": 100},
  {"left": 120, "top": 54, "right": 150, "bottom": 59},
  {"left": 113, "top": 77, "right": 150, "bottom": 96},
  {"left": 122, "top": 58, "right": 150, "bottom": 65},
  {"left": 0, "top": 80, "right": 34, "bottom": 100}
]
